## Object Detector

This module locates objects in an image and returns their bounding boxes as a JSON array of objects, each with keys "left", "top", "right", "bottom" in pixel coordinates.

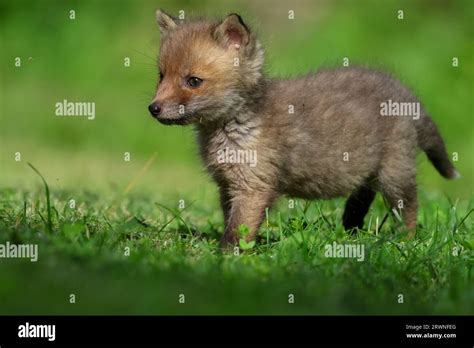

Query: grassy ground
[
  {"left": 0, "top": 0, "right": 473, "bottom": 315},
  {"left": 0, "top": 166, "right": 472, "bottom": 315}
]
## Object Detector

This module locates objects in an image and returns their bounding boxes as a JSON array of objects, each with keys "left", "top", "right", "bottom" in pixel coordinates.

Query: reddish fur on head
[{"left": 151, "top": 10, "right": 264, "bottom": 125}]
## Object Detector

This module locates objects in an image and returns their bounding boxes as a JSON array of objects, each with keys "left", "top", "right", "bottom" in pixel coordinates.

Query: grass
[{"left": 0, "top": 165, "right": 472, "bottom": 315}]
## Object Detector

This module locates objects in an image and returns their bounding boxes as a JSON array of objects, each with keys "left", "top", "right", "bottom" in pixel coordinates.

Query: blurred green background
[{"left": 1, "top": 0, "right": 472, "bottom": 198}]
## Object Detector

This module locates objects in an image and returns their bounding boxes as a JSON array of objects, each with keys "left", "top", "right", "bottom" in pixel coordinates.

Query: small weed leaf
[{"left": 239, "top": 238, "right": 255, "bottom": 250}]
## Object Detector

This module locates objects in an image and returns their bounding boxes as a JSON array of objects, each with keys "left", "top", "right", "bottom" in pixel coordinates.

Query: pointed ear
[
  {"left": 214, "top": 14, "right": 250, "bottom": 51},
  {"left": 156, "top": 9, "right": 177, "bottom": 34}
]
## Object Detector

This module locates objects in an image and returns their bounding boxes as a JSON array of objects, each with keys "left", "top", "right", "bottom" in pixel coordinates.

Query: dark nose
[{"left": 148, "top": 102, "right": 161, "bottom": 117}]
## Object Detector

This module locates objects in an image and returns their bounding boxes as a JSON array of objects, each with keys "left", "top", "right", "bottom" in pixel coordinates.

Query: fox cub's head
[{"left": 148, "top": 10, "right": 264, "bottom": 125}]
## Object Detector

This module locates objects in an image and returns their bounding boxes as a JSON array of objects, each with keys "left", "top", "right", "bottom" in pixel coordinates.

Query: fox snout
[
  {"left": 148, "top": 102, "right": 161, "bottom": 117},
  {"left": 149, "top": 76, "right": 193, "bottom": 125},
  {"left": 148, "top": 99, "right": 191, "bottom": 125},
  {"left": 148, "top": 81, "right": 173, "bottom": 120}
]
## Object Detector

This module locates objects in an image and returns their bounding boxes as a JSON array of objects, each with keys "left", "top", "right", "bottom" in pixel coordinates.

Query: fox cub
[{"left": 148, "top": 10, "right": 458, "bottom": 248}]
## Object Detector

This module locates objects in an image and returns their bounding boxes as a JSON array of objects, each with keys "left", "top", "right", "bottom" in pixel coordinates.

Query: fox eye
[
  {"left": 159, "top": 72, "right": 164, "bottom": 81},
  {"left": 187, "top": 76, "right": 203, "bottom": 88}
]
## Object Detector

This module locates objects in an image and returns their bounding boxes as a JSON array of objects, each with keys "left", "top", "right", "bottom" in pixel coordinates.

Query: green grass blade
[{"left": 27, "top": 162, "right": 53, "bottom": 233}]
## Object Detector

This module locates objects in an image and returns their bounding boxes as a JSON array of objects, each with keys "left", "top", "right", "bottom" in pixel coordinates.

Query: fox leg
[
  {"left": 342, "top": 186, "right": 376, "bottom": 232},
  {"left": 378, "top": 167, "right": 418, "bottom": 237},
  {"left": 219, "top": 190, "right": 275, "bottom": 250},
  {"left": 219, "top": 186, "right": 232, "bottom": 226},
  {"left": 383, "top": 187, "right": 418, "bottom": 238}
]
